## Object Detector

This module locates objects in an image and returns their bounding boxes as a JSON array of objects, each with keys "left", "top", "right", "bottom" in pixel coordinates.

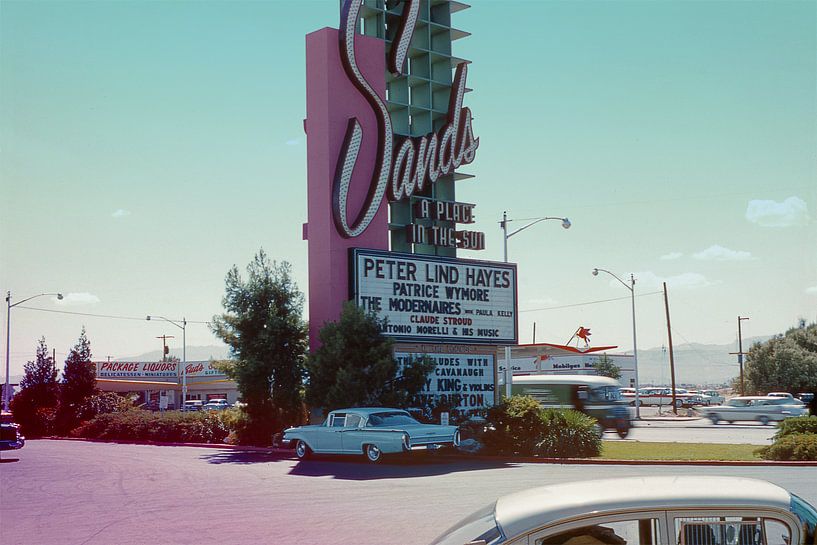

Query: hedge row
[
  {"left": 758, "top": 433, "right": 817, "bottom": 461},
  {"left": 72, "top": 408, "right": 231, "bottom": 444},
  {"left": 773, "top": 415, "right": 817, "bottom": 439},
  {"left": 482, "top": 395, "right": 601, "bottom": 458},
  {"left": 759, "top": 416, "right": 817, "bottom": 461}
]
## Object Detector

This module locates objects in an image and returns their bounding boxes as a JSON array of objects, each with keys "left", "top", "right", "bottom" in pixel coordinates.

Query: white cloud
[
  {"left": 660, "top": 252, "right": 683, "bottom": 260},
  {"left": 692, "top": 245, "right": 755, "bottom": 261},
  {"left": 111, "top": 209, "right": 131, "bottom": 219},
  {"left": 56, "top": 292, "right": 100, "bottom": 306},
  {"left": 806, "top": 286, "right": 817, "bottom": 295},
  {"left": 285, "top": 138, "right": 300, "bottom": 146},
  {"left": 625, "top": 271, "right": 716, "bottom": 290},
  {"left": 746, "top": 196, "right": 810, "bottom": 227}
]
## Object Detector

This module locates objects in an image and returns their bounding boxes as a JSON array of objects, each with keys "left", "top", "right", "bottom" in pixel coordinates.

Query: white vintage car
[
  {"left": 282, "top": 407, "right": 460, "bottom": 463},
  {"left": 430, "top": 476, "right": 817, "bottom": 545},
  {"left": 697, "top": 396, "right": 808, "bottom": 425}
]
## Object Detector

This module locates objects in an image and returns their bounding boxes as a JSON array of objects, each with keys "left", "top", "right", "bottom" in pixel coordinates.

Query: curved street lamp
[
  {"left": 4, "top": 291, "right": 64, "bottom": 411},
  {"left": 501, "top": 212, "right": 571, "bottom": 264},
  {"left": 592, "top": 268, "right": 641, "bottom": 418},
  {"left": 146, "top": 315, "right": 187, "bottom": 409},
  {"left": 500, "top": 211, "right": 572, "bottom": 398}
]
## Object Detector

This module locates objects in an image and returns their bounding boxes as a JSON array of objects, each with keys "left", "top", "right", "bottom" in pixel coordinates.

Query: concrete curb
[{"left": 41, "top": 437, "right": 817, "bottom": 466}]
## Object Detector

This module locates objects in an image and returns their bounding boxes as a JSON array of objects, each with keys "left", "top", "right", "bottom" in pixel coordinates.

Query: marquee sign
[
  {"left": 395, "top": 351, "right": 494, "bottom": 414},
  {"left": 333, "top": 0, "right": 481, "bottom": 246},
  {"left": 352, "top": 249, "right": 517, "bottom": 344}
]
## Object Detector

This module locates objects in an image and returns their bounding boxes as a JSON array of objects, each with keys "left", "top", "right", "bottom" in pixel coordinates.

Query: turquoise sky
[{"left": 1, "top": 0, "right": 815, "bottom": 378}]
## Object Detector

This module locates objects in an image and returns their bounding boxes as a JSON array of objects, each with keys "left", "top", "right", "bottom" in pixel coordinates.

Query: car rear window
[{"left": 367, "top": 412, "right": 418, "bottom": 427}]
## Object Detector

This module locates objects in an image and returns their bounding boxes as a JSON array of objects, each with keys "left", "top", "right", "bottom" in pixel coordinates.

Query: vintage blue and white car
[
  {"left": 430, "top": 476, "right": 817, "bottom": 545},
  {"left": 282, "top": 407, "right": 460, "bottom": 463}
]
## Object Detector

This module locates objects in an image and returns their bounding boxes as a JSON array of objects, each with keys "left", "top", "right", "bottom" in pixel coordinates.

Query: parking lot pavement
[{"left": 3, "top": 440, "right": 816, "bottom": 545}]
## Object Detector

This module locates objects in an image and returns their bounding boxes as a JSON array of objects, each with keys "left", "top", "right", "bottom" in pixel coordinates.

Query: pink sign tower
[{"left": 303, "top": 28, "right": 388, "bottom": 350}]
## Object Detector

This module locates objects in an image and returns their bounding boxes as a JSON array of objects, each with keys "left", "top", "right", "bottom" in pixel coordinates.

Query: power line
[
  {"left": 15, "top": 306, "right": 211, "bottom": 325},
  {"left": 520, "top": 291, "right": 662, "bottom": 313},
  {"left": 669, "top": 326, "right": 737, "bottom": 367}
]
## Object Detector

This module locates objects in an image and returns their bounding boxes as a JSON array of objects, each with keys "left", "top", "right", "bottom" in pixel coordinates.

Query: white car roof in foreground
[{"left": 495, "top": 476, "right": 791, "bottom": 539}]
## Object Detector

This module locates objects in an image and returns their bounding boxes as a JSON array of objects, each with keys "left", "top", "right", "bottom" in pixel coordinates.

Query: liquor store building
[{"left": 94, "top": 361, "right": 238, "bottom": 409}]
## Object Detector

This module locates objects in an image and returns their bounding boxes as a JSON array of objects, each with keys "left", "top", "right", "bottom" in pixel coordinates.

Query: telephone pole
[
  {"left": 663, "top": 282, "right": 678, "bottom": 415},
  {"left": 156, "top": 335, "right": 175, "bottom": 361}
]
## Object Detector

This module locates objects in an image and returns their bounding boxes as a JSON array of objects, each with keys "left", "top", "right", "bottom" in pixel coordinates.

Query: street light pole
[
  {"left": 592, "top": 268, "right": 640, "bottom": 418},
  {"left": 500, "top": 211, "right": 571, "bottom": 398},
  {"left": 4, "top": 291, "right": 64, "bottom": 412},
  {"left": 146, "top": 315, "right": 187, "bottom": 409},
  {"left": 738, "top": 316, "right": 749, "bottom": 395}
]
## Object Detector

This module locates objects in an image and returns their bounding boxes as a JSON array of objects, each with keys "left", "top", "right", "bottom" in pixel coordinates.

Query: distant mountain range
[
  {"left": 6, "top": 337, "right": 768, "bottom": 389},
  {"left": 121, "top": 338, "right": 765, "bottom": 387},
  {"left": 630, "top": 335, "right": 771, "bottom": 387},
  {"left": 118, "top": 345, "right": 231, "bottom": 363}
]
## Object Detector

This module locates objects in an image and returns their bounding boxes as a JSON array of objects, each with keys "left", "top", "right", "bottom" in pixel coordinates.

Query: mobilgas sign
[
  {"left": 332, "top": 0, "right": 480, "bottom": 241},
  {"left": 352, "top": 249, "right": 517, "bottom": 344}
]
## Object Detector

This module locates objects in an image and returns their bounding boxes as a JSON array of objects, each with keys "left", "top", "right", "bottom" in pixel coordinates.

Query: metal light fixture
[
  {"left": 145, "top": 315, "right": 187, "bottom": 409},
  {"left": 4, "top": 291, "right": 64, "bottom": 411},
  {"left": 592, "top": 268, "right": 641, "bottom": 418},
  {"left": 499, "top": 211, "right": 572, "bottom": 398}
]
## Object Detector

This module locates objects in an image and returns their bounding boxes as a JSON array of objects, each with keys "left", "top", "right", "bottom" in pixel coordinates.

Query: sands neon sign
[{"left": 332, "top": 0, "right": 480, "bottom": 239}]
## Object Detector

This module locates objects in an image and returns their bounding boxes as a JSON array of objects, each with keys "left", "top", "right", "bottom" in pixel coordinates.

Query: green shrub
[
  {"left": 483, "top": 396, "right": 545, "bottom": 455},
  {"left": 73, "top": 409, "right": 230, "bottom": 444},
  {"left": 217, "top": 407, "right": 251, "bottom": 445},
  {"left": 758, "top": 433, "right": 817, "bottom": 461},
  {"left": 536, "top": 409, "right": 602, "bottom": 458},
  {"left": 483, "top": 396, "right": 601, "bottom": 458},
  {"left": 10, "top": 389, "right": 57, "bottom": 437},
  {"left": 773, "top": 416, "right": 817, "bottom": 440}
]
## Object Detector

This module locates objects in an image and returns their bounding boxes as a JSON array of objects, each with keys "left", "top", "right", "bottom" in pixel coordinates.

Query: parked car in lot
[
  {"left": 697, "top": 395, "right": 809, "bottom": 425},
  {"left": 202, "top": 399, "right": 230, "bottom": 411},
  {"left": 698, "top": 389, "right": 725, "bottom": 405},
  {"left": 181, "top": 400, "right": 203, "bottom": 412},
  {"left": 429, "top": 476, "right": 817, "bottom": 545},
  {"left": 0, "top": 411, "right": 25, "bottom": 451},
  {"left": 631, "top": 387, "right": 700, "bottom": 408},
  {"left": 282, "top": 407, "right": 460, "bottom": 463}
]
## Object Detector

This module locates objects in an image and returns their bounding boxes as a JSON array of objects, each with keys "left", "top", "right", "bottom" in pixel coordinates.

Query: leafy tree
[
  {"left": 594, "top": 354, "right": 621, "bottom": 380},
  {"left": 11, "top": 337, "right": 59, "bottom": 436},
  {"left": 211, "top": 250, "right": 308, "bottom": 445},
  {"left": 744, "top": 322, "right": 817, "bottom": 395},
  {"left": 61, "top": 328, "right": 96, "bottom": 402},
  {"left": 56, "top": 328, "right": 98, "bottom": 433},
  {"left": 305, "top": 302, "right": 435, "bottom": 412}
]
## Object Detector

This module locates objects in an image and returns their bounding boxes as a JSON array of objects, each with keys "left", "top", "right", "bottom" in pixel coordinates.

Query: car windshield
[
  {"left": 726, "top": 399, "right": 751, "bottom": 407},
  {"left": 367, "top": 412, "right": 419, "bottom": 427},
  {"left": 428, "top": 502, "right": 503, "bottom": 545}
]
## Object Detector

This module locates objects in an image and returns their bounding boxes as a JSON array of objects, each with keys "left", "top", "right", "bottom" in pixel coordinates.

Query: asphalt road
[
  {"left": 2, "top": 440, "right": 815, "bottom": 545},
  {"left": 614, "top": 418, "right": 778, "bottom": 445}
]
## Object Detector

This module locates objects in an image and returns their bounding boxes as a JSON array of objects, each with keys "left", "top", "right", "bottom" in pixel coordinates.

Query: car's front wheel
[
  {"left": 364, "top": 444, "right": 382, "bottom": 463},
  {"left": 709, "top": 414, "right": 720, "bottom": 425},
  {"left": 295, "top": 440, "right": 311, "bottom": 460},
  {"left": 758, "top": 415, "right": 770, "bottom": 426}
]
